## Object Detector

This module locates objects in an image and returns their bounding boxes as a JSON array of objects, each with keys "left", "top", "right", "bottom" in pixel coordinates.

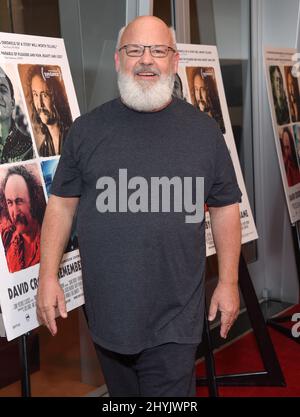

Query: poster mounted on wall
[
  {"left": 0, "top": 32, "right": 84, "bottom": 341},
  {"left": 264, "top": 47, "right": 300, "bottom": 224},
  {"left": 176, "top": 44, "right": 258, "bottom": 255}
]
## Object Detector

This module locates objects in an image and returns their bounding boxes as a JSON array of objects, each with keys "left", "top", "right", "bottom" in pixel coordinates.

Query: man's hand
[
  {"left": 208, "top": 281, "right": 240, "bottom": 339},
  {"left": 36, "top": 278, "right": 67, "bottom": 336},
  {"left": 36, "top": 195, "right": 78, "bottom": 336}
]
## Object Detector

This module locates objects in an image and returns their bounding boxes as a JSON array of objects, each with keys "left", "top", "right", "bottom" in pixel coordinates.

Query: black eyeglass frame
[{"left": 118, "top": 44, "right": 176, "bottom": 57}]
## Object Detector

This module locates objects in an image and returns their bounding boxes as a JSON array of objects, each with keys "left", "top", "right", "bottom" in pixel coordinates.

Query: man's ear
[
  {"left": 11, "top": 98, "right": 15, "bottom": 111},
  {"left": 173, "top": 51, "right": 180, "bottom": 74},
  {"left": 114, "top": 51, "right": 120, "bottom": 72}
]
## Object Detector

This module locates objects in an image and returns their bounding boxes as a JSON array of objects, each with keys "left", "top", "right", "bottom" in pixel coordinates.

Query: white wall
[
  {"left": 59, "top": 0, "right": 126, "bottom": 113},
  {"left": 213, "top": 0, "right": 250, "bottom": 60}
]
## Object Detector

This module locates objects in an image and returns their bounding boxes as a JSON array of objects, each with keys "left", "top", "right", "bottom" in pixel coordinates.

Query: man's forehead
[
  {"left": 31, "top": 75, "right": 50, "bottom": 90},
  {"left": 5, "top": 174, "right": 28, "bottom": 193},
  {"left": 31, "top": 74, "right": 45, "bottom": 84},
  {"left": 194, "top": 75, "right": 204, "bottom": 84},
  {"left": 121, "top": 20, "right": 172, "bottom": 45}
]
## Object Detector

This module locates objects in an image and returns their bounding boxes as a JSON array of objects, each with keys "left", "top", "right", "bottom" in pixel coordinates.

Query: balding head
[{"left": 117, "top": 16, "right": 176, "bottom": 50}]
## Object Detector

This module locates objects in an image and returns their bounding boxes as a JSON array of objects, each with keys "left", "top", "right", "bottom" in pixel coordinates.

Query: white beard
[{"left": 117, "top": 70, "right": 175, "bottom": 112}]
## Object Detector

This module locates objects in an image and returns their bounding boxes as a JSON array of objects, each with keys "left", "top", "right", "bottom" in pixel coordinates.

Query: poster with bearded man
[
  {"left": 0, "top": 32, "right": 83, "bottom": 341},
  {"left": 18, "top": 64, "right": 73, "bottom": 157},
  {"left": 0, "top": 163, "right": 46, "bottom": 273}
]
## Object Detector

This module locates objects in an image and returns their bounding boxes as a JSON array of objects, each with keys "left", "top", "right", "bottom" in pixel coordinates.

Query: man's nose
[
  {"left": 39, "top": 94, "right": 44, "bottom": 107},
  {"left": 139, "top": 47, "right": 155, "bottom": 65},
  {"left": 10, "top": 203, "right": 19, "bottom": 219}
]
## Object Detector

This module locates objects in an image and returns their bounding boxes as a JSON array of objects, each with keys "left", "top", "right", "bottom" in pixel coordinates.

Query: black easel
[
  {"left": 18, "top": 332, "right": 31, "bottom": 397},
  {"left": 202, "top": 304, "right": 219, "bottom": 397},
  {"left": 266, "top": 221, "right": 300, "bottom": 344},
  {"left": 197, "top": 255, "right": 285, "bottom": 395}
]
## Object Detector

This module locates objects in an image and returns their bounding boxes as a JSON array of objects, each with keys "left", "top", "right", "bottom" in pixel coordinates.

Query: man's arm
[
  {"left": 36, "top": 195, "right": 79, "bottom": 336},
  {"left": 208, "top": 203, "right": 241, "bottom": 338}
]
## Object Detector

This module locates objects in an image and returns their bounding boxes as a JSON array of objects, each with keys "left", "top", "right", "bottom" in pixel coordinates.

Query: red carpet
[{"left": 196, "top": 305, "right": 300, "bottom": 397}]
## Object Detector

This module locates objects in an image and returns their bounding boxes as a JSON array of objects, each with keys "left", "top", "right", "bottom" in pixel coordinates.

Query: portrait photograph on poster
[
  {"left": 0, "top": 162, "right": 46, "bottom": 273},
  {"left": 284, "top": 65, "right": 300, "bottom": 123},
  {"left": 265, "top": 48, "right": 300, "bottom": 223},
  {"left": 18, "top": 64, "right": 73, "bottom": 157},
  {"left": 40, "top": 158, "right": 58, "bottom": 196},
  {"left": 269, "top": 65, "right": 290, "bottom": 126},
  {"left": 185, "top": 66, "right": 226, "bottom": 134},
  {"left": 41, "top": 159, "right": 78, "bottom": 253},
  {"left": 278, "top": 126, "right": 300, "bottom": 187},
  {"left": 176, "top": 44, "right": 258, "bottom": 255},
  {"left": 0, "top": 32, "right": 83, "bottom": 341},
  {"left": 0, "top": 64, "right": 34, "bottom": 164}
]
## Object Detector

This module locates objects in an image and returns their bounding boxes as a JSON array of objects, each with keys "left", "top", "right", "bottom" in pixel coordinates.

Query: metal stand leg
[
  {"left": 19, "top": 332, "right": 31, "bottom": 397},
  {"left": 197, "top": 255, "right": 285, "bottom": 390},
  {"left": 201, "top": 305, "right": 219, "bottom": 397}
]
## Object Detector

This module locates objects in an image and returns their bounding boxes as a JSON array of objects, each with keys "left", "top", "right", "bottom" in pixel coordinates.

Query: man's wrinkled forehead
[
  {"left": 5, "top": 174, "right": 28, "bottom": 197},
  {"left": 194, "top": 74, "right": 205, "bottom": 85}
]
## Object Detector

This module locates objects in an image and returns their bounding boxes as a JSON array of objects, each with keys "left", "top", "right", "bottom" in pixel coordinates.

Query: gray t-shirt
[{"left": 51, "top": 97, "right": 242, "bottom": 354}]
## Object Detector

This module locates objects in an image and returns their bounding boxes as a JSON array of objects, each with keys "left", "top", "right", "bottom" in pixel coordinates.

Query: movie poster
[
  {"left": 176, "top": 44, "right": 258, "bottom": 255},
  {"left": 0, "top": 32, "right": 83, "bottom": 341},
  {"left": 264, "top": 47, "right": 300, "bottom": 223}
]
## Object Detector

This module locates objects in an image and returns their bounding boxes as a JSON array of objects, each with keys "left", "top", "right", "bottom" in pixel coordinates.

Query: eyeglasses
[{"left": 118, "top": 44, "right": 176, "bottom": 58}]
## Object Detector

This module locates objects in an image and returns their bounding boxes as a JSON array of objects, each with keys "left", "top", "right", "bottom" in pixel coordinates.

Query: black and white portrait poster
[
  {"left": 264, "top": 47, "right": 300, "bottom": 224},
  {"left": 176, "top": 44, "right": 258, "bottom": 255},
  {"left": 0, "top": 32, "right": 83, "bottom": 341}
]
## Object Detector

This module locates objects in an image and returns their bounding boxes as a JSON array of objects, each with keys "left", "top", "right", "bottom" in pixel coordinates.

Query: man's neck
[
  {"left": 0, "top": 118, "right": 12, "bottom": 143},
  {"left": 120, "top": 96, "right": 173, "bottom": 113},
  {"left": 152, "top": 97, "right": 173, "bottom": 112}
]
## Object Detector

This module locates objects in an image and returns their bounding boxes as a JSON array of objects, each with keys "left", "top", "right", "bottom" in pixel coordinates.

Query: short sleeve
[
  {"left": 206, "top": 130, "right": 242, "bottom": 207},
  {"left": 50, "top": 118, "right": 82, "bottom": 197}
]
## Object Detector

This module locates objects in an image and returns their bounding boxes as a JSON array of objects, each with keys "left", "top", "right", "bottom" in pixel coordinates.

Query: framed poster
[
  {"left": 264, "top": 47, "right": 300, "bottom": 224},
  {"left": 0, "top": 32, "right": 84, "bottom": 341},
  {"left": 176, "top": 44, "right": 258, "bottom": 255}
]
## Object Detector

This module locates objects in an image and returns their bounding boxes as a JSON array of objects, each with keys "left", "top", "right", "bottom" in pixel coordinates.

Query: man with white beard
[{"left": 37, "top": 16, "right": 242, "bottom": 397}]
